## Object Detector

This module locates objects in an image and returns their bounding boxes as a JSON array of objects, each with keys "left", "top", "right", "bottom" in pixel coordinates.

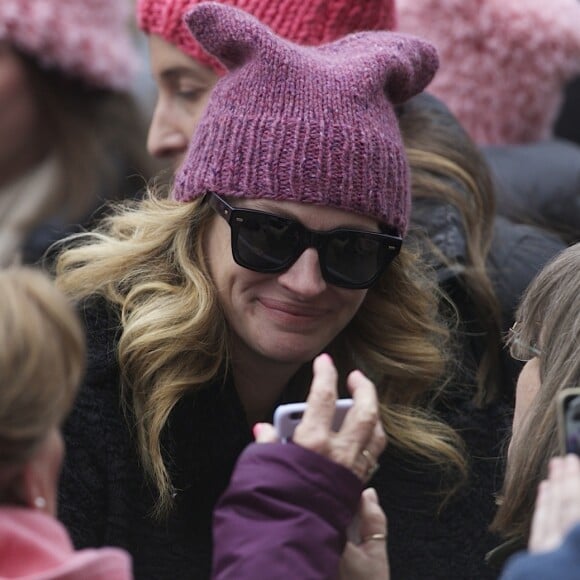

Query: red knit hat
[
  {"left": 0, "top": 0, "right": 139, "bottom": 91},
  {"left": 137, "top": 0, "right": 397, "bottom": 74},
  {"left": 397, "top": 0, "right": 580, "bottom": 145}
]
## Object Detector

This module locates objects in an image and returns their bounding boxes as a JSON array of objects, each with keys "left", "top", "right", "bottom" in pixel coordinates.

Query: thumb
[
  {"left": 253, "top": 422, "right": 279, "bottom": 443},
  {"left": 359, "top": 488, "right": 388, "bottom": 542}
]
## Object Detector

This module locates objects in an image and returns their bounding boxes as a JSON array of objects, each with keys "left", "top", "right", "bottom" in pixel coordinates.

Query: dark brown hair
[
  {"left": 18, "top": 48, "right": 155, "bottom": 225},
  {"left": 399, "top": 94, "right": 503, "bottom": 405}
]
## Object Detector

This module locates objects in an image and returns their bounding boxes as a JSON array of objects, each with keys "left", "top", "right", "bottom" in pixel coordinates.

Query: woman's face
[
  {"left": 0, "top": 43, "right": 44, "bottom": 188},
  {"left": 204, "top": 198, "right": 376, "bottom": 366},
  {"left": 147, "top": 35, "right": 218, "bottom": 169},
  {"left": 510, "top": 356, "right": 541, "bottom": 454}
]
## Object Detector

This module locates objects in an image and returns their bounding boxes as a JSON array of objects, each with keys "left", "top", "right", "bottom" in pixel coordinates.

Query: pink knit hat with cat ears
[
  {"left": 397, "top": 0, "right": 580, "bottom": 145},
  {"left": 173, "top": 3, "right": 438, "bottom": 235},
  {"left": 137, "top": 0, "right": 397, "bottom": 75},
  {"left": 0, "top": 0, "right": 139, "bottom": 91}
]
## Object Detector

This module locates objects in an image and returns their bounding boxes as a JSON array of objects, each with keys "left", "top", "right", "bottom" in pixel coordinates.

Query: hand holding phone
[{"left": 269, "top": 354, "right": 386, "bottom": 482}]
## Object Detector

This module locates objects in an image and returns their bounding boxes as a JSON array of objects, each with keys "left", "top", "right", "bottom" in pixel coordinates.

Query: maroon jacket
[{"left": 212, "top": 443, "right": 362, "bottom": 580}]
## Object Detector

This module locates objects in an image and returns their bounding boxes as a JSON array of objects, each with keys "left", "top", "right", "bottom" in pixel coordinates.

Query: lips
[{"left": 258, "top": 297, "right": 328, "bottom": 318}]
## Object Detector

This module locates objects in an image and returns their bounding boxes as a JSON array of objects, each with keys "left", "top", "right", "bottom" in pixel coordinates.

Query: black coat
[
  {"left": 484, "top": 139, "right": 580, "bottom": 244},
  {"left": 59, "top": 300, "right": 510, "bottom": 580},
  {"left": 412, "top": 198, "right": 565, "bottom": 398}
]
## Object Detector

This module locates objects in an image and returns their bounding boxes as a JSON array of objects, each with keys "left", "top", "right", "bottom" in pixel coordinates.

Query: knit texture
[
  {"left": 397, "top": 0, "right": 580, "bottom": 145},
  {"left": 0, "top": 0, "right": 139, "bottom": 90},
  {"left": 173, "top": 3, "right": 438, "bottom": 234},
  {"left": 137, "top": 0, "right": 396, "bottom": 75}
]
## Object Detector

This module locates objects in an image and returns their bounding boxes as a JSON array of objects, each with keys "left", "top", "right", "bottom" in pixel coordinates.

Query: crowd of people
[{"left": 0, "top": 0, "right": 579, "bottom": 579}]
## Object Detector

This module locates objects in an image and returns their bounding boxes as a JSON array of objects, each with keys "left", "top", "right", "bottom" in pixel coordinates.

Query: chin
[{"left": 257, "top": 338, "right": 324, "bottom": 366}]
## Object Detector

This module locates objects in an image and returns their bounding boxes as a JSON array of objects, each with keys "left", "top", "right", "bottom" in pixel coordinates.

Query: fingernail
[
  {"left": 252, "top": 423, "right": 263, "bottom": 439},
  {"left": 363, "top": 487, "right": 379, "bottom": 502}
]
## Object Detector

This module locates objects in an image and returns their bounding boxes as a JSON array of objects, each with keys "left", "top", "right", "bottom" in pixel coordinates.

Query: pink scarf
[{"left": 0, "top": 506, "right": 131, "bottom": 579}]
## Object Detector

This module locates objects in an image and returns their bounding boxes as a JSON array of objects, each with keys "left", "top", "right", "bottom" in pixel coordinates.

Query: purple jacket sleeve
[{"left": 211, "top": 442, "right": 363, "bottom": 580}]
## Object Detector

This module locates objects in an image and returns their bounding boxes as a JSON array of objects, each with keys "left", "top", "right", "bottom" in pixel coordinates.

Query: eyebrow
[{"left": 158, "top": 67, "right": 206, "bottom": 83}]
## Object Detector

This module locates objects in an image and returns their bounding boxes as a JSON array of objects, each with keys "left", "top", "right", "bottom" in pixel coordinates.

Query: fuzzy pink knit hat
[
  {"left": 137, "top": 0, "right": 397, "bottom": 75},
  {"left": 397, "top": 0, "right": 580, "bottom": 145},
  {"left": 173, "top": 3, "right": 438, "bottom": 235},
  {"left": 0, "top": 0, "right": 139, "bottom": 91}
]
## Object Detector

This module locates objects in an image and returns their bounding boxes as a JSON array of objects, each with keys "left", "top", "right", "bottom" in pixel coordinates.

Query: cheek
[
  {"left": 512, "top": 358, "right": 542, "bottom": 440},
  {"left": 339, "top": 288, "right": 368, "bottom": 317},
  {"left": 204, "top": 218, "right": 234, "bottom": 286}
]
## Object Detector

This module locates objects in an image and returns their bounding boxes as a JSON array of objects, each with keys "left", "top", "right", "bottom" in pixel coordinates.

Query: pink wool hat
[
  {"left": 397, "top": 0, "right": 580, "bottom": 145},
  {"left": 173, "top": 3, "right": 438, "bottom": 234},
  {"left": 137, "top": 0, "right": 397, "bottom": 75},
  {"left": 0, "top": 0, "right": 139, "bottom": 91}
]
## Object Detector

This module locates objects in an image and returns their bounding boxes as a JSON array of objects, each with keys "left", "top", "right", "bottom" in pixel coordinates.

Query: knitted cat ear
[
  {"left": 319, "top": 32, "right": 439, "bottom": 104},
  {"left": 184, "top": 2, "right": 278, "bottom": 71}
]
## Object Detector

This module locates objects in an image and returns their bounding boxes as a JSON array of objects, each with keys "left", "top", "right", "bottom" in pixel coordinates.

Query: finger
[
  {"left": 564, "top": 454, "right": 580, "bottom": 474},
  {"left": 294, "top": 354, "right": 338, "bottom": 442},
  {"left": 253, "top": 422, "right": 279, "bottom": 443},
  {"left": 529, "top": 480, "right": 553, "bottom": 552},
  {"left": 558, "top": 455, "right": 580, "bottom": 533},
  {"left": 338, "top": 370, "right": 379, "bottom": 454},
  {"left": 358, "top": 488, "right": 387, "bottom": 541},
  {"left": 549, "top": 456, "right": 565, "bottom": 481},
  {"left": 366, "top": 419, "right": 387, "bottom": 459},
  {"left": 359, "top": 422, "right": 387, "bottom": 482}
]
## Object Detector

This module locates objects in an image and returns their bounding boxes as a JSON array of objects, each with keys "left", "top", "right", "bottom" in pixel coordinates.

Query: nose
[
  {"left": 277, "top": 248, "right": 327, "bottom": 297},
  {"left": 147, "top": 98, "right": 189, "bottom": 161}
]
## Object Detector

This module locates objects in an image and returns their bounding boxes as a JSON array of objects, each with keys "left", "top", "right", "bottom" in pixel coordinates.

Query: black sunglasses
[{"left": 206, "top": 192, "right": 402, "bottom": 289}]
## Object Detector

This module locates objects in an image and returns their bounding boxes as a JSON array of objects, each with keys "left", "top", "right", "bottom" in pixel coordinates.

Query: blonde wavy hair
[
  {"left": 0, "top": 268, "right": 85, "bottom": 474},
  {"left": 55, "top": 188, "right": 467, "bottom": 516}
]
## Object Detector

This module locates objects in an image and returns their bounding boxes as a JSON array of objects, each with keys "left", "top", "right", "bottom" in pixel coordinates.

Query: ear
[
  {"left": 19, "top": 460, "right": 46, "bottom": 510},
  {"left": 328, "top": 32, "right": 439, "bottom": 105},
  {"left": 184, "top": 2, "right": 280, "bottom": 72},
  {"left": 18, "top": 434, "right": 62, "bottom": 517}
]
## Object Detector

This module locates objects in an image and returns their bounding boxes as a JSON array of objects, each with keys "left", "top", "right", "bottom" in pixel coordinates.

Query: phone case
[
  {"left": 557, "top": 388, "right": 580, "bottom": 455},
  {"left": 273, "top": 398, "right": 353, "bottom": 442}
]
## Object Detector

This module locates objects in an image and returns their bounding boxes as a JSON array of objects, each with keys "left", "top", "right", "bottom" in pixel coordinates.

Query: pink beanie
[
  {"left": 0, "top": 0, "right": 139, "bottom": 91},
  {"left": 137, "top": 0, "right": 397, "bottom": 74},
  {"left": 173, "top": 3, "right": 438, "bottom": 235},
  {"left": 397, "top": 0, "right": 580, "bottom": 145}
]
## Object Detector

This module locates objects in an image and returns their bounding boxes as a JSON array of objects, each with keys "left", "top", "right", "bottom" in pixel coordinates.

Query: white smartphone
[
  {"left": 557, "top": 388, "right": 580, "bottom": 455},
  {"left": 273, "top": 398, "right": 353, "bottom": 442}
]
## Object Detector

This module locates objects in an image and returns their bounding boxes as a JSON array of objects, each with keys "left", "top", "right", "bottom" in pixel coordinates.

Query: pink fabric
[
  {"left": 137, "top": 0, "right": 397, "bottom": 75},
  {"left": 0, "top": 0, "right": 139, "bottom": 91},
  {"left": 0, "top": 506, "right": 131, "bottom": 579},
  {"left": 397, "top": 0, "right": 580, "bottom": 145},
  {"left": 173, "top": 3, "right": 438, "bottom": 235}
]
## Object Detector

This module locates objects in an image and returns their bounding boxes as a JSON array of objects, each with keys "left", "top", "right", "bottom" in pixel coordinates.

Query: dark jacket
[
  {"left": 22, "top": 158, "right": 146, "bottom": 266},
  {"left": 412, "top": 199, "right": 565, "bottom": 397},
  {"left": 212, "top": 443, "right": 361, "bottom": 579},
  {"left": 483, "top": 139, "right": 580, "bottom": 244},
  {"left": 59, "top": 299, "right": 509, "bottom": 580},
  {"left": 406, "top": 93, "right": 567, "bottom": 399},
  {"left": 58, "top": 301, "right": 253, "bottom": 580}
]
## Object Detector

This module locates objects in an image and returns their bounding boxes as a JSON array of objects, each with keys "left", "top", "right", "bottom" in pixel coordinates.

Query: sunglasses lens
[
  {"left": 234, "top": 213, "right": 301, "bottom": 271},
  {"left": 324, "top": 232, "right": 387, "bottom": 288}
]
